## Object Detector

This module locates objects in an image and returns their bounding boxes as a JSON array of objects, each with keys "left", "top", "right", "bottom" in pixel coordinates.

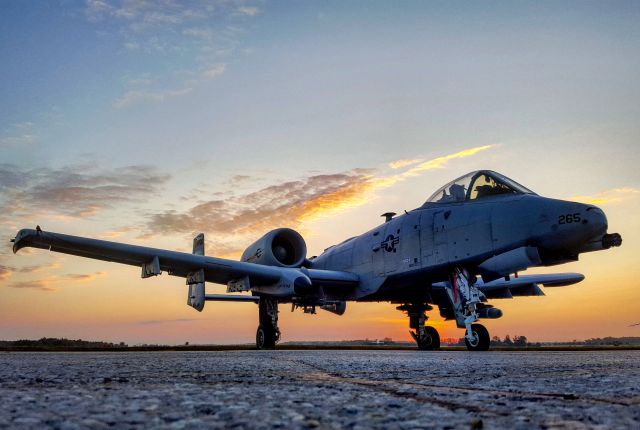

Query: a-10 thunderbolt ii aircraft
[{"left": 11, "top": 170, "right": 622, "bottom": 350}]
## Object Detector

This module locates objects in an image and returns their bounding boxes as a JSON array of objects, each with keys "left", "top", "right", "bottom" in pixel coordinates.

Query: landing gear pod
[
  {"left": 479, "top": 246, "right": 541, "bottom": 282},
  {"left": 187, "top": 269, "right": 205, "bottom": 312}
]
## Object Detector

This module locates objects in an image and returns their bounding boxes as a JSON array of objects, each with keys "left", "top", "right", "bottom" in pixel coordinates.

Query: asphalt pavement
[{"left": 1, "top": 350, "right": 638, "bottom": 429}]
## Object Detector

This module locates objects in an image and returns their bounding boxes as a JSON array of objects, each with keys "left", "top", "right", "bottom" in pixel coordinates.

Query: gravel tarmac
[{"left": 0, "top": 350, "right": 638, "bottom": 429}]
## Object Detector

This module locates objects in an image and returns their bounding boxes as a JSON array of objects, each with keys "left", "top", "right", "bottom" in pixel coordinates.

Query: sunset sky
[{"left": 1, "top": 1, "right": 639, "bottom": 344}]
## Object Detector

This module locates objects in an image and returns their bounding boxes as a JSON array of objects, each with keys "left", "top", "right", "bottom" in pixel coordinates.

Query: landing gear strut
[
  {"left": 449, "top": 268, "right": 490, "bottom": 351},
  {"left": 397, "top": 303, "right": 440, "bottom": 350},
  {"left": 256, "top": 297, "right": 280, "bottom": 349}
]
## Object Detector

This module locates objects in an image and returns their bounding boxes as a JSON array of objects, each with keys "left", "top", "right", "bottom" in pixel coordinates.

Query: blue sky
[
  {"left": 3, "top": 1, "right": 638, "bottom": 173},
  {"left": 1, "top": 1, "right": 639, "bottom": 342}
]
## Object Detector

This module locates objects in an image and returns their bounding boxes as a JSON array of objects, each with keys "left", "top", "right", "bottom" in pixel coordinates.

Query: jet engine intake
[{"left": 241, "top": 228, "right": 307, "bottom": 268}]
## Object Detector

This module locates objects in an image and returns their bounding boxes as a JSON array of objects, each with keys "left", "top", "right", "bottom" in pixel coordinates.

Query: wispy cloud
[
  {"left": 8, "top": 271, "right": 106, "bottom": 292},
  {"left": 98, "top": 227, "right": 132, "bottom": 239},
  {"left": 388, "top": 158, "right": 422, "bottom": 169},
  {"left": 113, "top": 87, "right": 193, "bottom": 108},
  {"left": 64, "top": 272, "right": 106, "bottom": 281},
  {"left": 16, "top": 260, "right": 62, "bottom": 274},
  {"left": 86, "top": 0, "right": 211, "bottom": 25},
  {"left": 83, "top": 1, "right": 260, "bottom": 108},
  {"left": 0, "top": 265, "right": 14, "bottom": 281},
  {"left": 9, "top": 280, "right": 55, "bottom": 292},
  {"left": 0, "top": 163, "right": 170, "bottom": 220},
  {"left": 144, "top": 145, "right": 495, "bottom": 256},
  {"left": 112, "top": 63, "right": 226, "bottom": 108},
  {"left": 146, "top": 169, "right": 376, "bottom": 252},
  {"left": 236, "top": 6, "right": 261, "bottom": 17},
  {"left": 201, "top": 63, "right": 226, "bottom": 80},
  {"left": 376, "top": 145, "right": 494, "bottom": 189},
  {"left": 0, "top": 122, "right": 38, "bottom": 147},
  {"left": 567, "top": 188, "right": 640, "bottom": 206},
  {"left": 401, "top": 145, "right": 494, "bottom": 177},
  {"left": 137, "top": 318, "right": 199, "bottom": 325}
]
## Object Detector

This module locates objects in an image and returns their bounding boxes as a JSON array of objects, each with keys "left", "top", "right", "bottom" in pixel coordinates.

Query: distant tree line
[
  {"left": 447, "top": 335, "right": 640, "bottom": 347},
  {"left": 0, "top": 337, "right": 127, "bottom": 349},
  {"left": 583, "top": 337, "right": 640, "bottom": 346},
  {"left": 448, "top": 334, "right": 538, "bottom": 347},
  {"left": 490, "top": 335, "right": 540, "bottom": 347}
]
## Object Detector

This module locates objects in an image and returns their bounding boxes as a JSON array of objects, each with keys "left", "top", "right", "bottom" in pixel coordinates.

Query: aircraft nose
[{"left": 583, "top": 206, "right": 608, "bottom": 238}]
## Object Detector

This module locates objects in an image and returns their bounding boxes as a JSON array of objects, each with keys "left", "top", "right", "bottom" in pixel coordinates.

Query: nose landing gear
[{"left": 449, "top": 268, "right": 491, "bottom": 351}]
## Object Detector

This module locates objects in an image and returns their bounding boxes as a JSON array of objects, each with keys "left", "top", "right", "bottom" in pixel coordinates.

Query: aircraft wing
[
  {"left": 474, "top": 273, "right": 585, "bottom": 298},
  {"left": 11, "top": 228, "right": 360, "bottom": 289}
]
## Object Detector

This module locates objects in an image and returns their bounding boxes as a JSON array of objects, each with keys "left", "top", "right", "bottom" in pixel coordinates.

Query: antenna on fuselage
[{"left": 381, "top": 212, "right": 396, "bottom": 223}]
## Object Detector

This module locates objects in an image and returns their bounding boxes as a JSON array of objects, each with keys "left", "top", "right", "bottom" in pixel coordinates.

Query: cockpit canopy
[{"left": 423, "top": 170, "right": 535, "bottom": 205}]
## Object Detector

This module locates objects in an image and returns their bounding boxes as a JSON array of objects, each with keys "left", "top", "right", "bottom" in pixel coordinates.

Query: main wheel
[
  {"left": 417, "top": 326, "right": 441, "bottom": 350},
  {"left": 256, "top": 325, "right": 276, "bottom": 349},
  {"left": 464, "top": 323, "right": 490, "bottom": 351}
]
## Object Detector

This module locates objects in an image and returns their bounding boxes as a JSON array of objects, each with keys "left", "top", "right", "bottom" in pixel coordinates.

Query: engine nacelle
[{"left": 241, "top": 228, "right": 307, "bottom": 268}]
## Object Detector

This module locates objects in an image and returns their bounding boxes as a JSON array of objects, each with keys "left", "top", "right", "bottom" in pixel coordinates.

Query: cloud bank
[
  {"left": 0, "top": 164, "right": 170, "bottom": 219},
  {"left": 144, "top": 145, "right": 495, "bottom": 256}
]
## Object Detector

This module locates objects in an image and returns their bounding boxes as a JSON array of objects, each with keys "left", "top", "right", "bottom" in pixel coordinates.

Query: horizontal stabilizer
[{"left": 205, "top": 294, "right": 260, "bottom": 303}]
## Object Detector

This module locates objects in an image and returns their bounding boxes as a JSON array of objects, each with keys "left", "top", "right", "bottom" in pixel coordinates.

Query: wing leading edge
[{"left": 11, "top": 228, "right": 359, "bottom": 290}]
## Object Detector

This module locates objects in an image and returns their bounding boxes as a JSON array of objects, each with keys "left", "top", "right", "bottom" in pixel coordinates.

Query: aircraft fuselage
[{"left": 311, "top": 194, "right": 610, "bottom": 302}]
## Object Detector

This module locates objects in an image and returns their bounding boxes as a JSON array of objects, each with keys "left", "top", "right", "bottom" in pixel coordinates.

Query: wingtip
[{"left": 11, "top": 228, "right": 35, "bottom": 254}]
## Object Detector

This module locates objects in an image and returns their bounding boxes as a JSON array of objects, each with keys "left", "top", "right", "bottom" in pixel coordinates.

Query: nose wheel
[{"left": 464, "top": 323, "right": 490, "bottom": 351}]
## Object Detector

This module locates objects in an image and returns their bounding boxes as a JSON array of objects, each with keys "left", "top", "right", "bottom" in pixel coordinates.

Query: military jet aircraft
[{"left": 11, "top": 170, "right": 622, "bottom": 350}]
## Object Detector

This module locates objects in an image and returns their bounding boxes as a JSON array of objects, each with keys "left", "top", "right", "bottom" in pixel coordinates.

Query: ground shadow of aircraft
[{"left": 12, "top": 170, "right": 622, "bottom": 350}]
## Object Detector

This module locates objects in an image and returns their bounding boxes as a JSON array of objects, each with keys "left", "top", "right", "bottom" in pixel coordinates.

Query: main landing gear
[
  {"left": 398, "top": 303, "right": 440, "bottom": 350},
  {"left": 256, "top": 297, "right": 280, "bottom": 349}
]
